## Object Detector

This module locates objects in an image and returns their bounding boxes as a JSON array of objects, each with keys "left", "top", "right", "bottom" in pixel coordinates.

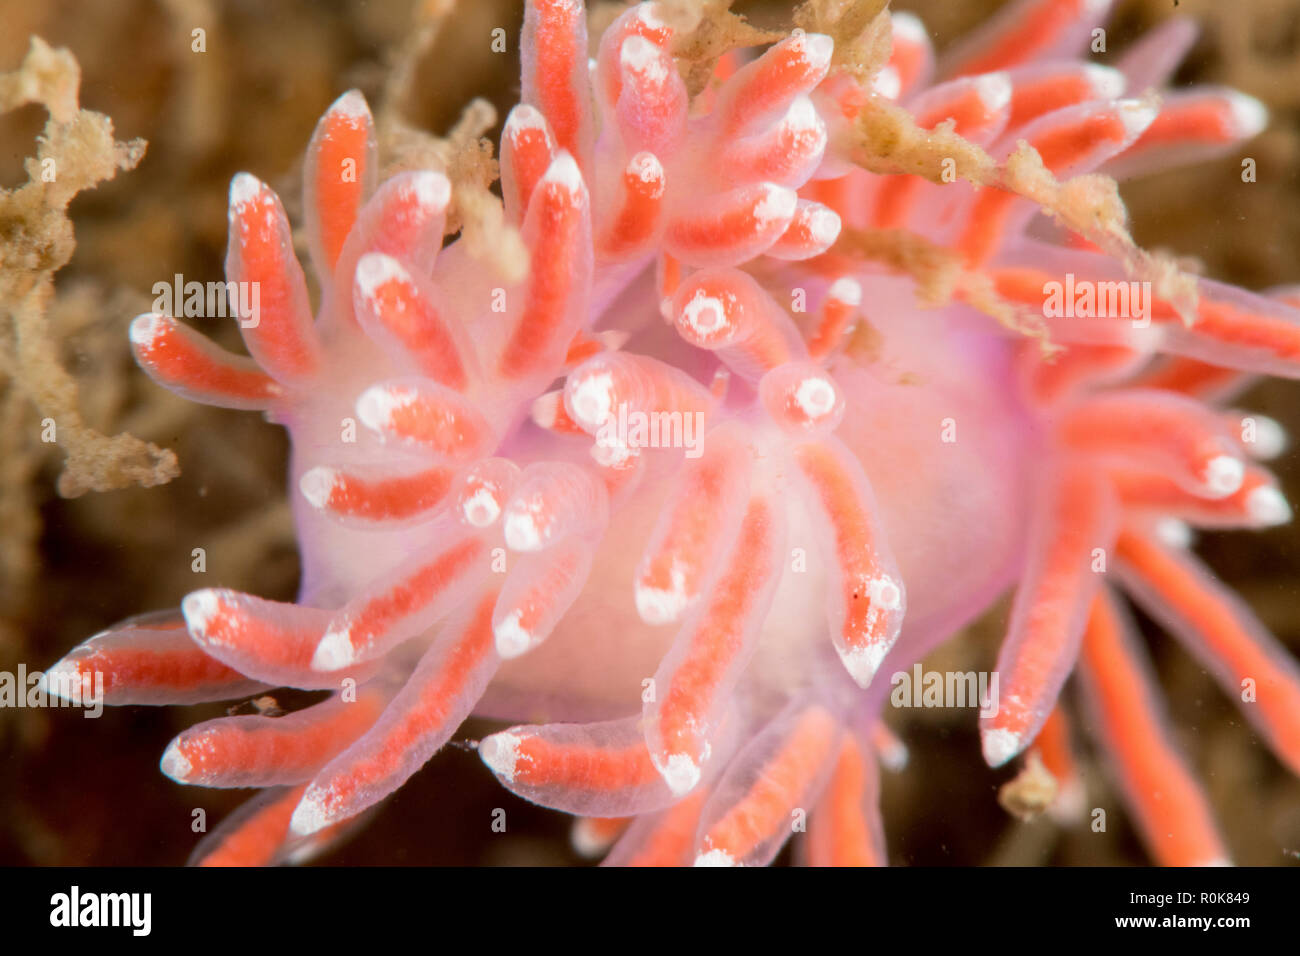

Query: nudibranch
[{"left": 45, "top": 0, "right": 1300, "bottom": 866}]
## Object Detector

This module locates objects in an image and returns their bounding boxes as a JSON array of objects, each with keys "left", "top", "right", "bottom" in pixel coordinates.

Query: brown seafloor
[{"left": 1, "top": 0, "right": 1299, "bottom": 865}]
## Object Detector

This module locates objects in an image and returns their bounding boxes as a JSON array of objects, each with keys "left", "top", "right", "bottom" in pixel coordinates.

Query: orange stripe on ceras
[
  {"left": 916, "top": 84, "right": 1001, "bottom": 132},
  {"left": 724, "top": 109, "right": 826, "bottom": 185},
  {"left": 367, "top": 175, "right": 449, "bottom": 261},
  {"left": 196, "top": 785, "right": 306, "bottom": 867},
  {"left": 870, "top": 180, "right": 918, "bottom": 230},
  {"left": 993, "top": 265, "right": 1161, "bottom": 326},
  {"left": 988, "top": 266, "right": 1058, "bottom": 306},
  {"left": 637, "top": 434, "right": 749, "bottom": 615},
  {"left": 1007, "top": 73, "right": 1098, "bottom": 130},
  {"left": 954, "top": 0, "right": 1090, "bottom": 77},
  {"left": 1134, "top": 99, "right": 1238, "bottom": 149},
  {"left": 992, "top": 465, "right": 1113, "bottom": 742},
  {"left": 73, "top": 629, "right": 255, "bottom": 697},
  {"left": 511, "top": 732, "right": 663, "bottom": 790},
  {"left": 666, "top": 185, "right": 795, "bottom": 265},
  {"left": 313, "top": 103, "right": 371, "bottom": 269},
  {"left": 623, "top": 790, "right": 710, "bottom": 866},
  {"left": 616, "top": 39, "right": 685, "bottom": 155},
  {"left": 1116, "top": 530, "right": 1300, "bottom": 774},
  {"left": 954, "top": 193, "right": 1019, "bottom": 261},
  {"left": 699, "top": 705, "right": 839, "bottom": 862},
  {"left": 1020, "top": 341, "right": 1137, "bottom": 405},
  {"left": 318, "top": 592, "right": 497, "bottom": 808},
  {"left": 339, "top": 536, "right": 485, "bottom": 652},
  {"left": 196, "top": 594, "right": 326, "bottom": 670},
  {"left": 363, "top": 271, "right": 468, "bottom": 391},
  {"left": 134, "top": 317, "right": 281, "bottom": 403},
  {"left": 806, "top": 281, "right": 859, "bottom": 359},
  {"left": 1134, "top": 358, "right": 1245, "bottom": 397},
  {"left": 658, "top": 252, "right": 681, "bottom": 305},
  {"left": 1059, "top": 392, "right": 1240, "bottom": 495},
  {"left": 720, "top": 34, "right": 830, "bottom": 136},
  {"left": 500, "top": 175, "right": 585, "bottom": 378},
  {"left": 1178, "top": 299, "right": 1300, "bottom": 364},
  {"left": 597, "top": 7, "right": 672, "bottom": 108},
  {"left": 600, "top": 152, "right": 664, "bottom": 256},
  {"left": 1111, "top": 464, "right": 1275, "bottom": 524},
  {"left": 563, "top": 330, "right": 604, "bottom": 367},
  {"left": 1079, "top": 590, "right": 1227, "bottom": 865},
  {"left": 993, "top": 268, "right": 1300, "bottom": 363},
  {"left": 506, "top": 119, "right": 553, "bottom": 217},
  {"left": 498, "top": 537, "right": 590, "bottom": 645},
  {"left": 807, "top": 735, "right": 882, "bottom": 866},
  {"left": 793, "top": 442, "right": 896, "bottom": 659},
  {"left": 1032, "top": 112, "right": 1132, "bottom": 170},
  {"left": 823, "top": 72, "right": 867, "bottom": 122},
  {"left": 377, "top": 390, "right": 492, "bottom": 458},
  {"left": 887, "top": 29, "right": 928, "bottom": 93},
  {"left": 320, "top": 467, "right": 454, "bottom": 522},
  {"left": 960, "top": 112, "right": 1131, "bottom": 264},
  {"left": 801, "top": 175, "right": 851, "bottom": 218},
  {"left": 529, "top": 0, "right": 585, "bottom": 160},
  {"left": 230, "top": 182, "right": 320, "bottom": 378},
  {"left": 175, "top": 689, "right": 387, "bottom": 785},
  {"left": 656, "top": 497, "right": 778, "bottom": 761}
]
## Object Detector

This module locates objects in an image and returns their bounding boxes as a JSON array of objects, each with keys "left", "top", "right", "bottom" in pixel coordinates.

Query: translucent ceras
[{"left": 45, "top": 0, "right": 1300, "bottom": 866}]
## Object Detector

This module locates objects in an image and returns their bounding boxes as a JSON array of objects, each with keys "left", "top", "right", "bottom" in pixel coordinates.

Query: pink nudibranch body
[{"left": 48, "top": 0, "right": 1300, "bottom": 866}]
